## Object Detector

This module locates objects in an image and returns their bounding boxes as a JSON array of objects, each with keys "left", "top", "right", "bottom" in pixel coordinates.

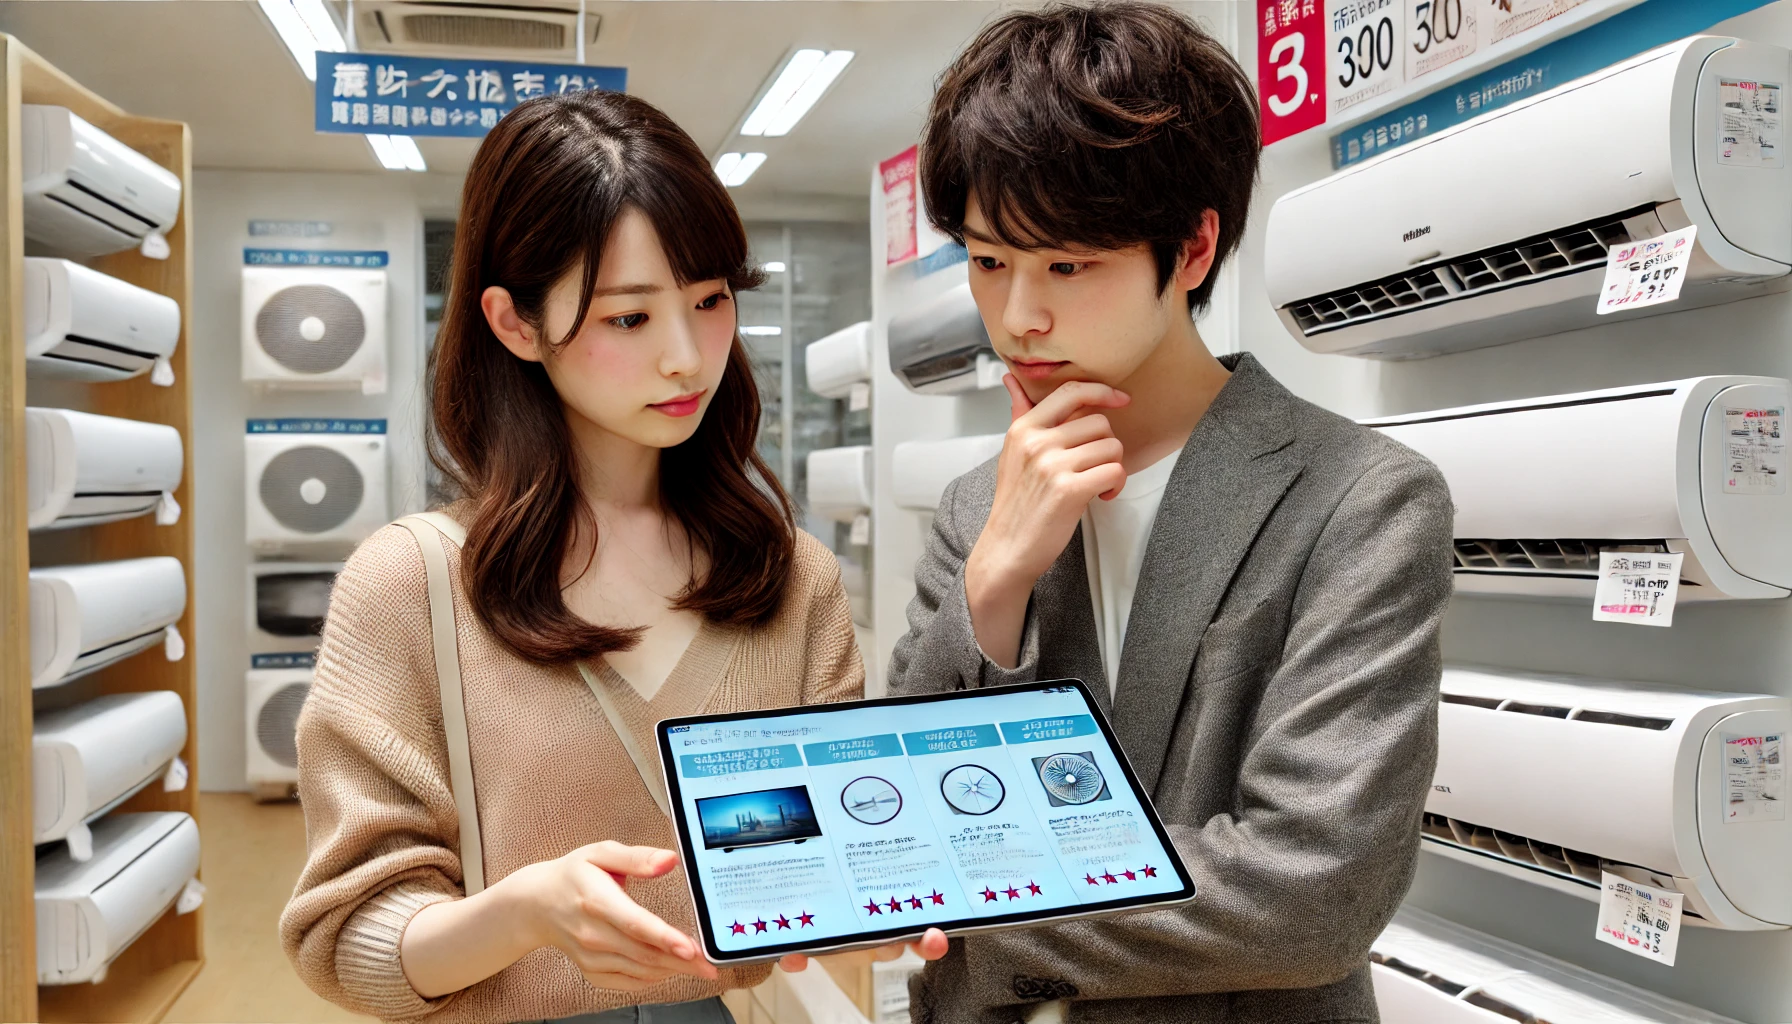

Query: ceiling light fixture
[
  {"left": 714, "top": 152, "right": 766, "bottom": 188},
  {"left": 258, "top": 0, "right": 427, "bottom": 173},
  {"left": 740, "top": 49, "right": 854, "bottom": 138},
  {"left": 740, "top": 325, "right": 782, "bottom": 336},
  {"left": 762, "top": 262, "right": 787, "bottom": 273},
  {"left": 257, "top": 0, "right": 325, "bottom": 81}
]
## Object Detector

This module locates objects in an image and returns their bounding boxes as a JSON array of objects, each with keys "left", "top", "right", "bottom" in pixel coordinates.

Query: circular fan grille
[
  {"left": 1037, "top": 753, "right": 1104, "bottom": 805},
  {"left": 259, "top": 446, "right": 365, "bottom": 534},
  {"left": 841, "top": 776, "right": 902, "bottom": 825},
  {"left": 257, "top": 681, "right": 311, "bottom": 768},
  {"left": 940, "top": 764, "right": 1005, "bottom": 815},
  {"left": 255, "top": 284, "right": 367, "bottom": 373}
]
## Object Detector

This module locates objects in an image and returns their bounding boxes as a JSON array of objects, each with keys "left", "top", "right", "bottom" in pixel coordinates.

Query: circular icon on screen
[
  {"left": 1036, "top": 752, "right": 1106, "bottom": 805},
  {"left": 841, "top": 776, "right": 902, "bottom": 825},
  {"left": 941, "top": 764, "right": 1005, "bottom": 815}
]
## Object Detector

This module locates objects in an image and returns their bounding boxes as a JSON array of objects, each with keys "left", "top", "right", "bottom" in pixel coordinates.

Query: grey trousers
[{"left": 536, "top": 997, "right": 736, "bottom": 1024}]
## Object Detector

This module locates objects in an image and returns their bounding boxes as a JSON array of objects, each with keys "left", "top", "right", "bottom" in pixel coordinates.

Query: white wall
[
  {"left": 189, "top": 168, "right": 457, "bottom": 791},
  {"left": 1231, "top": 4, "right": 1792, "bottom": 1020}
]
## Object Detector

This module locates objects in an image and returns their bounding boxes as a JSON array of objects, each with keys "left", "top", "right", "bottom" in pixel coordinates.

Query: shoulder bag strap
[
  {"left": 576, "top": 663, "right": 673, "bottom": 819},
  {"left": 394, "top": 514, "right": 485, "bottom": 896}
]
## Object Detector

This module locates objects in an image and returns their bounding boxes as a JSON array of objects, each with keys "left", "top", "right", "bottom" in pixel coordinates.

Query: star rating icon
[
  {"left": 1085, "top": 873, "right": 1101, "bottom": 886},
  {"left": 1142, "top": 865, "right": 1158, "bottom": 878},
  {"left": 908, "top": 895, "right": 925, "bottom": 910},
  {"left": 1101, "top": 870, "right": 1119, "bottom": 885},
  {"left": 864, "top": 899, "right": 883, "bottom": 915},
  {"left": 929, "top": 890, "right": 946, "bottom": 905},
  {"left": 730, "top": 920, "right": 746, "bottom": 935},
  {"left": 1027, "top": 881, "right": 1043, "bottom": 895},
  {"left": 775, "top": 915, "right": 792, "bottom": 930},
  {"left": 798, "top": 911, "right": 815, "bottom": 927},
  {"left": 1122, "top": 869, "right": 1137, "bottom": 881},
  {"left": 752, "top": 918, "right": 768, "bottom": 934},
  {"left": 982, "top": 887, "right": 999, "bottom": 902},
  {"left": 887, "top": 897, "right": 905, "bottom": 913},
  {"left": 1003, "top": 885, "right": 1022, "bottom": 900}
]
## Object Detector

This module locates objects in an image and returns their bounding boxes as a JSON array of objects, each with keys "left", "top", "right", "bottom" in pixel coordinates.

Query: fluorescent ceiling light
[
  {"left": 740, "top": 325, "right": 782, "bottom": 336},
  {"left": 292, "top": 0, "right": 346, "bottom": 51},
  {"left": 258, "top": 0, "right": 426, "bottom": 173},
  {"left": 367, "top": 134, "right": 427, "bottom": 172},
  {"left": 390, "top": 135, "right": 427, "bottom": 171},
  {"left": 257, "top": 0, "right": 323, "bottom": 81},
  {"left": 762, "top": 262, "right": 787, "bottom": 273},
  {"left": 740, "top": 50, "right": 853, "bottom": 138},
  {"left": 714, "top": 152, "right": 766, "bottom": 188}
]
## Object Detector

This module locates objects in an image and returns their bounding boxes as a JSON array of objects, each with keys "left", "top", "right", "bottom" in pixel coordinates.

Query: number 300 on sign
[{"left": 1327, "top": 0, "right": 1404, "bottom": 116}]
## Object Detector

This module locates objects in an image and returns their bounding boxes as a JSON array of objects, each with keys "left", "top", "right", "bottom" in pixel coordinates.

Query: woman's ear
[
  {"left": 481, "top": 285, "right": 542, "bottom": 363},
  {"left": 1173, "top": 209, "right": 1222, "bottom": 295}
]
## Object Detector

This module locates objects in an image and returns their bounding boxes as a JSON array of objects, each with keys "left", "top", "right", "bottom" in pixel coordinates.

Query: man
[{"left": 886, "top": 3, "right": 1456, "bottom": 1022}]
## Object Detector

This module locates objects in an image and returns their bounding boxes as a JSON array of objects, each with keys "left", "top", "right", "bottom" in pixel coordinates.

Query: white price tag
[
  {"left": 1725, "top": 406, "right": 1786, "bottom": 494},
  {"left": 155, "top": 491, "right": 182, "bottom": 526},
  {"left": 1597, "top": 225, "right": 1696, "bottom": 315},
  {"left": 850, "top": 513, "right": 871, "bottom": 547},
  {"left": 1327, "top": 0, "right": 1405, "bottom": 115},
  {"left": 176, "top": 877, "right": 207, "bottom": 915},
  {"left": 1592, "top": 550, "right": 1682, "bottom": 627},
  {"left": 1489, "top": 0, "right": 1588, "bottom": 44},
  {"left": 1724, "top": 733, "right": 1785, "bottom": 823},
  {"left": 848, "top": 381, "right": 871, "bottom": 412},
  {"left": 65, "top": 822, "right": 93, "bottom": 863},
  {"left": 150, "top": 355, "right": 175, "bottom": 387},
  {"left": 1405, "top": 0, "right": 1477, "bottom": 81},
  {"left": 139, "top": 230, "right": 170, "bottom": 260},
  {"left": 1596, "top": 871, "right": 1682, "bottom": 966},
  {"left": 1718, "top": 78, "right": 1783, "bottom": 166},
  {"left": 164, "top": 624, "right": 186, "bottom": 661},
  {"left": 163, "top": 755, "right": 189, "bottom": 793}
]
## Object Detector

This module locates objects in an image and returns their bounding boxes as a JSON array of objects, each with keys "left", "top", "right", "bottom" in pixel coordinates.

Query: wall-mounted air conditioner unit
[
  {"left": 30, "top": 558, "right": 186, "bottom": 690},
  {"left": 1373, "top": 907, "right": 1744, "bottom": 1023},
  {"left": 246, "top": 659, "right": 312, "bottom": 797},
  {"left": 25, "top": 258, "right": 180, "bottom": 383},
  {"left": 1364, "top": 375, "right": 1792, "bottom": 601},
  {"left": 892, "top": 434, "right": 1004, "bottom": 512},
  {"left": 33, "top": 692, "right": 186, "bottom": 856},
  {"left": 1425, "top": 664, "right": 1791, "bottom": 930},
  {"left": 806, "top": 446, "right": 873, "bottom": 521},
  {"left": 27, "top": 408, "right": 182, "bottom": 531},
  {"left": 889, "top": 282, "right": 1003, "bottom": 394},
  {"left": 35, "top": 811, "right": 200, "bottom": 985},
  {"left": 241, "top": 266, "right": 388, "bottom": 394},
  {"left": 354, "top": 0, "right": 596, "bottom": 63},
  {"left": 245, "top": 424, "right": 389, "bottom": 555},
  {"left": 22, "top": 106, "right": 181, "bottom": 259},
  {"left": 249, "top": 562, "right": 340, "bottom": 652},
  {"left": 1267, "top": 36, "right": 1792, "bottom": 360},
  {"left": 806, "top": 321, "right": 874, "bottom": 399}
]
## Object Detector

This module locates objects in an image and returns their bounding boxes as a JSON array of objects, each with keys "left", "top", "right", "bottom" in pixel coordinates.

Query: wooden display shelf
[{"left": 0, "top": 33, "right": 200, "bottom": 1023}]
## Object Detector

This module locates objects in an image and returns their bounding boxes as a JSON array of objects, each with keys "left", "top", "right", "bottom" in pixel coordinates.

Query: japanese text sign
[
  {"left": 316, "top": 52, "right": 626, "bottom": 138},
  {"left": 1258, "top": 0, "right": 1326, "bottom": 144}
]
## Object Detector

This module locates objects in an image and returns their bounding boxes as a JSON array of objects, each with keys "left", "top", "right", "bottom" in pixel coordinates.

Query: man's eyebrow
[
  {"left": 591, "top": 283, "right": 662, "bottom": 298},
  {"left": 960, "top": 225, "right": 1003, "bottom": 246}
]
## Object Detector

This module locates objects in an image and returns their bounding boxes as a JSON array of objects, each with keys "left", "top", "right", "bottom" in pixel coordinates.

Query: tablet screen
[{"left": 657, "top": 680, "right": 1195, "bottom": 962}]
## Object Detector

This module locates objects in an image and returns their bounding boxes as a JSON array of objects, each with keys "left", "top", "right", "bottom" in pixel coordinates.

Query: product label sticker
[
  {"left": 1326, "top": 0, "right": 1406, "bottom": 116},
  {"left": 1719, "top": 78, "right": 1784, "bottom": 167},
  {"left": 1597, "top": 225, "right": 1696, "bottom": 315},
  {"left": 1724, "top": 733, "right": 1785, "bottom": 824},
  {"left": 850, "top": 513, "right": 871, "bottom": 547},
  {"left": 1592, "top": 550, "right": 1683, "bottom": 627},
  {"left": 848, "top": 381, "right": 871, "bottom": 413},
  {"left": 1596, "top": 871, "right": 1682, "bottom": 966},
  {"left": 1405, "top": 0, "right": 1478, "bottom": 81},
  {"left": 1488, "top": 0, "right": 1587, "bottom": 44},
  {"left": 1724, "top": 407, "right": 1786, "bottom": 494}
]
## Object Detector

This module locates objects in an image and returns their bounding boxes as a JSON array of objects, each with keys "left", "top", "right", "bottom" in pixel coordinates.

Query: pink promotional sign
[
  {"left": 1256, "top": 0, "right": 1325, "bottom": 145},
  {"left": 880, "top": 145, "right": 919, "bottom": 265}
]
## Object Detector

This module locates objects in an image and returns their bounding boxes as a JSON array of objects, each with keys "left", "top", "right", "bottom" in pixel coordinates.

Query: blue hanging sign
[
  {"left": 1330, "top": 0, "right": 1777, "bottom": 168},
  {"left": 315, "top": 51, "right": 626, "bottom": 138},
  {"left": 244, "top": 248, "right": 388, "bottom": 267}
]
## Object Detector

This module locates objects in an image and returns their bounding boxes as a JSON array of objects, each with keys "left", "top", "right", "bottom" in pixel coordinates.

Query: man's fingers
[
  {"left": 1076, "top": 463, "right": 1128, "bottom": 502},
  {"left": 911, "top": 928, "right": 950, "bottom": 961},
  {"left": 1023, "top": 380, "right": 1130, "bottom": 429},
  {"left": 1056, "top": 437, "right": 1125, "bottom": 475},
  {"left": 779, "top": 953, "right": 810, "bottom": 972},
  {"left": 1003, "top": 373, "right": 1034, "bottom": 422},
  {"left": 1041, "top": 413, "right": 1116, "bottom": 450}
]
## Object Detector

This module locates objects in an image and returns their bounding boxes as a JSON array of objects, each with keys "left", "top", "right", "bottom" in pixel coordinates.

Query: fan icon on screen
[
  {"left": 841, "top": 776, "right": 902, "bottom": 825},
  {"left": 1034, "top": 752, "right": 1109, "bottom": 807},
  {"left": 941, "top": 764, "right": 1005, "bottom": 815}
]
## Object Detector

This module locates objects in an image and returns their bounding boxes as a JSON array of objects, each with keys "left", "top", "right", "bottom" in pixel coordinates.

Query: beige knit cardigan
[{"left": 279, "top": 518, "right": 865, "bottom": 1023}]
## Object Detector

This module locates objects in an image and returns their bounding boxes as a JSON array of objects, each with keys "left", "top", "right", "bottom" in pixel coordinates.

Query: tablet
[{"left": 656, "top": 679, "right": 1196, "bottom": 963}]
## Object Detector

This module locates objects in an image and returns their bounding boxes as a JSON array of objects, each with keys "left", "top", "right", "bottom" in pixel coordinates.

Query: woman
[{"left": 280, "top": 91, "right": 942, "bottom": 1024}]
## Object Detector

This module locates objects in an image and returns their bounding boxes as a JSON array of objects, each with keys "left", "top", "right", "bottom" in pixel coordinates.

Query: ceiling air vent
[{"left": 356, "top": 2, "right": 597, "bottom": 61}]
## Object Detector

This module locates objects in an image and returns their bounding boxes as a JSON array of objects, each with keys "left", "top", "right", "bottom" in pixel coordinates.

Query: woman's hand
[
  {"left": 775, "top": 926, "right": 950, "bottom": 974},
  {"left": 400, "top": 841, "right": 717, "bottom": 999}
]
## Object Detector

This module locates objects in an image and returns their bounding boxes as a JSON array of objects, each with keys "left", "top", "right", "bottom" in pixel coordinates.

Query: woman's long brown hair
[{"left": 429, "top": 90, "right": 793, "bottom": 665}]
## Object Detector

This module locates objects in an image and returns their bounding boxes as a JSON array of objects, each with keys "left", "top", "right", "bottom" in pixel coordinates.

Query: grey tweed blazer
[{"left": 887, "top": 353, "right": 1456, "bottom": 1024}]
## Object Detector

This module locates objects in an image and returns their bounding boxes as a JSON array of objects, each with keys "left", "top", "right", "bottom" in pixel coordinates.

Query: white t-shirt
[{"left": 1024, "top": 448, "right": 1181, "bottom": 1024}]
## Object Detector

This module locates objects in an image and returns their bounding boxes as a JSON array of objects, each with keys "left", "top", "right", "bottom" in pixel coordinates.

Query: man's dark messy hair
[{"left": 920, "top": 0, "right": 1260, "bottom": 312}]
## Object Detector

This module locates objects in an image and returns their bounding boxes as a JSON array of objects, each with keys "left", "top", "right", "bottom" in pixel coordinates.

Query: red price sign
[{"left": 1257, "top": 0, "right": 1326, "bottom": 144}]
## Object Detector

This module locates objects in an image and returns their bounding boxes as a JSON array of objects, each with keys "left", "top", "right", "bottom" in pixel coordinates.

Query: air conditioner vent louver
[
  {"left": 401, "top": 12, "right": 566, "bottom": 49},
  {"left": 1439, "top": 692, "right": 1678, "bottom": 730},
  {"left": 1288, "top": 214, "right": 1635, "bottom": 336},
  {"left": 1452, "top": 538, "right": 1670, "bottom": 573},
  {"left": 1421, "top": 812, "right": 1695, "bottom": 913},
  {"left": 255, "top": 681, "right": 309, "bottom": 769}
]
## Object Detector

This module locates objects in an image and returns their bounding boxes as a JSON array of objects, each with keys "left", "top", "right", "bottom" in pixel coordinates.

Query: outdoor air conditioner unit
[
  {"left": 241, "top": 266, "right": 388, "bottom": 394},
  {"left": 889, "top": 282, "right": 1003, "bottom": 394},
  {"left": 1267, "top": 36, "right": 1792, "bottom": 360},
  {"left": 25, "top": 258, "right": 180, "bottom": 383},
  {"left": 1424, "top": 665, "right": 1792, "bottom": 931},
  {"left": 1373, "top": 907, "right": 1744, "bottom": 1023},
  {"left": 892, "top": 434, "right": 1004, "bottom": 512},
  {"left": 1363, "top": 375, "right": 1792, "bottom": 602},
  {"left": 22, "top": 105, "right": 181, "bottom": 259},
  {"left": 33, "top": 692, "right": 187, "bottom": 855},
  {"left": 354, "top": 0, "right": 597, "bottom": 63},
  {"left": 249, "top": 561, "right": 341, "bottom": 652},
  {"left": 245, "top": 427, "right": 389, "bottom": 554},
  {"left": 35, "top": 812, "right": 200, "bottom": 986},
  {"left": 29, "top": 558, "right": 186, "bottom": 691},
  {"left": 805, "top": 321, "right": 874, "bottom": 399},
  {"left": 27, "top": 408, "right": 182, "bottom": 532},
  {"left": 806, "top": 446, "right": 873, "bottom": 521},
  {"left": 246, "top": 661, "right": 312, "bottom": 795}
]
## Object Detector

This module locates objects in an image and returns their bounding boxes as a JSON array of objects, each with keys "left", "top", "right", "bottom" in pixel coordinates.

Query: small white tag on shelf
[
  {"left": 156, "top": 491, "right": 182, "bottom": 526},
  {"left": 151, "top": 356, "right": 175, "bottom": 387},
  {"left": 362, "top": 368, "right": 387, "bottom": 396},
  {"left": 1597, "top": 225, "right": 1696, "bottom": 315},
  {"left": 848, "top": 381, "right": 871, "bottom": 412},
  {"left": 163, "top": 755, "right": 189, "bottom": 793},
  {"left": 1723, "top": 733, "right": 1786, "bottom": 823},
  {"left": 850, "top": 514, "right": 871, "bottom": 547},
  {"left": 65, "top": 822, "right": 93, "bottom": 863},
  {"left": 1592, "top": 550, "right": 1683, "bottom": 627},
  {"left": 139, "top": 231, "right": 171, "bottom": 260},
  {"left": 176, "top": 877, "right": 206, "bottom": 915},
  {"left": 164, "top": 624, "right": 186, "bottom": 661},
  {"left": 1724, "top": 406, "right": 1787, "bottom": 494},
  {"left": 1597, "top": 871, "right": 1682, "bottom": 966}
]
